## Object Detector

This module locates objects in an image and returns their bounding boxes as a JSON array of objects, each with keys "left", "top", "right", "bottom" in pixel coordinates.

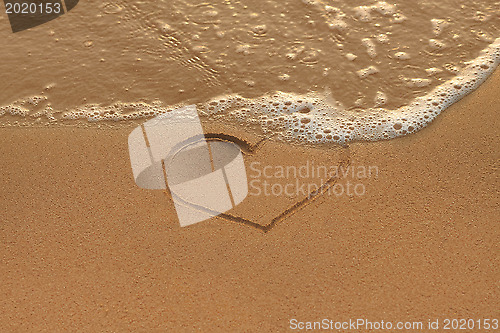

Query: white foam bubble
[
  {"left": 405, "top": 78, "right": 432, "bottom": 88},
  {"left": 425, "top": 67, "right": 443, "bottom": 75},
  {"left": 345, "top": 53, "right": 357, "bottom": 61},
  {"left": 353, "top": 2, "right": 396, "bottom": 22},
  {"left": 431, "top": 18, "right": 449, "bottom": 36},
  {"left": 374, "top": 91, "right": 388, "bottom": 106},
  {"left": 394, "top": 51, "right": 411, "bottom": 60},
  {"left": 357, "top": 65, "right": 379, "bottom": 79},
  {"left": 361, "top": 38, "right": 377, "bottom": 58},
  {"left": 429, "top": 39, "right": 446, "bottom": 50},
  {"left": 376, "top": 34, "right": 389, "bottom": 44}
]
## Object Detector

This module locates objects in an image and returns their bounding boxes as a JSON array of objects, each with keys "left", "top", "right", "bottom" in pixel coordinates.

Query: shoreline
[{"left": 0, "top": 67, "right": 498, "bottom": 330}]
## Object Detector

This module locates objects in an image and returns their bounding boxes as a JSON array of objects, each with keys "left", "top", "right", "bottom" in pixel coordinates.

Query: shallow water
[{"left": 0, "top": 0, "right": 499, "bottom": 143}]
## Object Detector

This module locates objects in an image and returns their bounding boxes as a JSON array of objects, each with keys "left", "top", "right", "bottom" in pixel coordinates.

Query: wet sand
[{"left": 0, "top": 67, "right": 498, "bottom": 331}]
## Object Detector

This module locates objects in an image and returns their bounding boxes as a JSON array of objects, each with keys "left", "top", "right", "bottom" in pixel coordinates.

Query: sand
[
  {"left": 0, "top": 67, "right": 498, "bottom": 331},
  {"left": 1, "top": 0, "right": 499, "bottom": 331}
]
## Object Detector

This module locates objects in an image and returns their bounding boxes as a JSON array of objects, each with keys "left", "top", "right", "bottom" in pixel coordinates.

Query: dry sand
[{"left": 0, "top": 65, "right": 498, "bottom": 331}]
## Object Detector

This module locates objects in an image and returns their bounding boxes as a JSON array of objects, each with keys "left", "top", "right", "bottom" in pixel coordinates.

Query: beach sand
[{"left": 0, "top": 65, "right": 498, "bottom": 331}]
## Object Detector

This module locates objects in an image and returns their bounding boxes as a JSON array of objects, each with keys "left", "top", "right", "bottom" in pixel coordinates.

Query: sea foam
[
  {"left": 197, "top": 38, "right": 500, "bottom": 144},
  {"left": 1, "top": 37, "right": 499, "bottom": 144}
]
